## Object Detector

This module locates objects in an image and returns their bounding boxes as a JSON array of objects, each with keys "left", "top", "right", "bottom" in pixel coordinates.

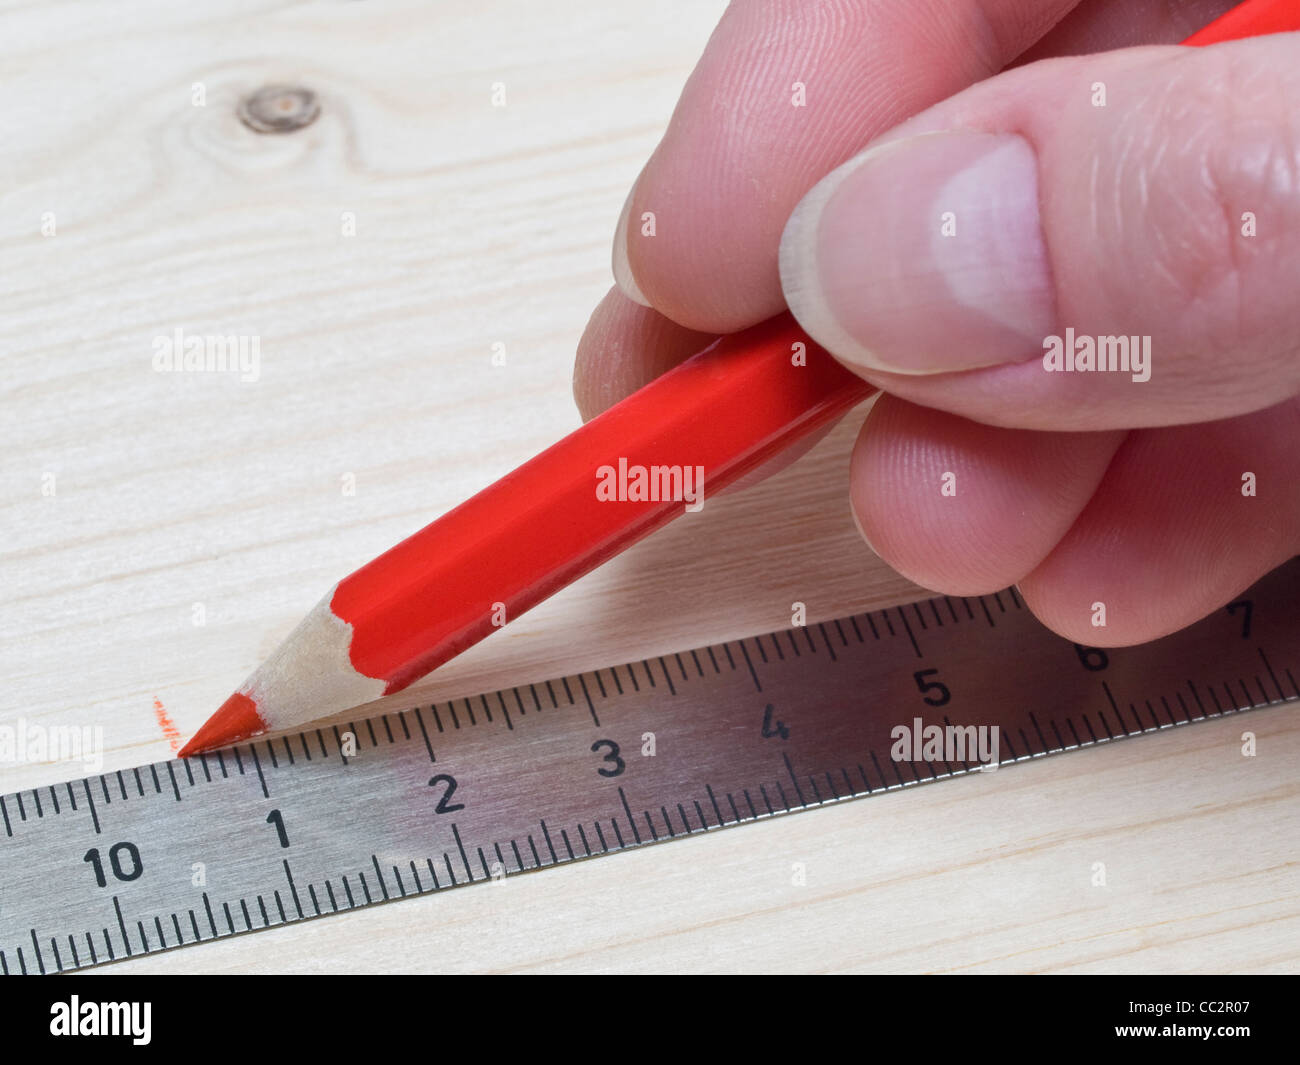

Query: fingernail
[
  {"left": 780, "top": 131, "right": 1056, "bottom": 374},
  {"left": 612, "top": 183, "right": 652, "bottom": 307}
]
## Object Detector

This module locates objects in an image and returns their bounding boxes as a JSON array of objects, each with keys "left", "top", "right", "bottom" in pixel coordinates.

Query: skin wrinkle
[
  {"left": 1203, "top": 126, "right": 1248, "bottom": 355},
  {"left": 1145, "top": 56, "right": 1300, "bottom": 352},
  {"left": 1146, "top": 61, "right": 1278, "bottom": 317},
  {"left": 1202, "top": 70, "right": 1300, "bottom": 354},
  {"left": 1241, "top": 142, "right": 1300, "bottom": 349},
  {"left": 1153, "top": 78, "right": 1226, "bottom": 302},
  {"left": 1082, "top": 81, "right": 1171, "bottom": 322},
  {"left": 1087, "top": 151, "right": 1102, "bottom": 265}
]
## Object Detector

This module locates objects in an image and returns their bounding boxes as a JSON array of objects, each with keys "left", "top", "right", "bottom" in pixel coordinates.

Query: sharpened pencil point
[{"left": 179, "top": 691, "right": 266, "bottom": 756}]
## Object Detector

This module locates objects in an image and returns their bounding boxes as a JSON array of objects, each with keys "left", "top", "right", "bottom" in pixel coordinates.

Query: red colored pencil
[
  {"left": 181, "top": 0, "right": 1299, "bottom": 755},
  {"left": 181, "top": 315, "right": 871, "bottom": 754},
  {"left": 1183, "top": 0, "right": 1299, "bottom": 43}
]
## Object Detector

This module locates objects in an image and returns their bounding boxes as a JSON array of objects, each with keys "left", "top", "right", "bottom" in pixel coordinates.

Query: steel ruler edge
[{"left": 1, "top": 561, "right": 1297, "bottom": 975}]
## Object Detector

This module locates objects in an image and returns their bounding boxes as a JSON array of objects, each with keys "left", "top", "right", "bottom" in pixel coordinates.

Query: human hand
[{"left": 573, "top": 0, "right": 1299, "bottom": 646}]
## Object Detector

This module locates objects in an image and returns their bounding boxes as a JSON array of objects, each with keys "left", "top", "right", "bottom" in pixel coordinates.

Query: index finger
[{"left": 613, "top": 0, "right": 1092, "bottom": 333}]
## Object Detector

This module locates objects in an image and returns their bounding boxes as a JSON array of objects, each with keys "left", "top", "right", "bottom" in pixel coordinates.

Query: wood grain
[{"left": 1, "top": 0, "right": 1295, "bottom": 974}]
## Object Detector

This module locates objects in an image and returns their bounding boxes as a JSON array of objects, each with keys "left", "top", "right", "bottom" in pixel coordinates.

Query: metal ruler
[{"left": 2, "top": 562, "right": 1297, "bottom": 974}]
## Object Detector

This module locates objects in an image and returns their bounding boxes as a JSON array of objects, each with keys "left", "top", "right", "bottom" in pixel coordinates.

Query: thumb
[{"left": 778, "top": 35, "right": 1300, "bottom": 431}]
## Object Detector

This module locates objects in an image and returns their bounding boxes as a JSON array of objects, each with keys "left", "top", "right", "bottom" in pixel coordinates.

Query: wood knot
[{"left": 237, "top": 85, "right": 321, "bottom": 134}]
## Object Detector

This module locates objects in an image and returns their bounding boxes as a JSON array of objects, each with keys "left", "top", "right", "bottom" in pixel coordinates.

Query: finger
[
  {"left": 849, "top": 394, "right": 1124, "bottom": 594},
  {"left": 1018, "top": 396, "right": 1300, "bottom": 644},
  {"left": 588, "top": 0, "right": 1234, "bottom": 415},
  {"left": 779, "top": 35, "right": 1300, "bottom": 430},
  {"left": 614, "top": 0, "right": 1092, "bottom": 333}
]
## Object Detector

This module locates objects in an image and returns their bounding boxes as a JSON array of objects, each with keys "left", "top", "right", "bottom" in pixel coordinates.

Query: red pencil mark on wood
[{"left": 154, "top": 697, "right": 182, "bottom": 752}]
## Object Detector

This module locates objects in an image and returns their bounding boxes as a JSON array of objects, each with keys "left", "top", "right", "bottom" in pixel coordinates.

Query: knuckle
[{"left": 1123, "top": 54, "right": 1300, "bottom": 337}]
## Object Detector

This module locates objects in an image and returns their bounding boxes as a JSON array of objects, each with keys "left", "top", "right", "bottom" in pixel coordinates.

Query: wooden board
[{"left": 2, "top": 0, "right": 1295, "bottom": 973}]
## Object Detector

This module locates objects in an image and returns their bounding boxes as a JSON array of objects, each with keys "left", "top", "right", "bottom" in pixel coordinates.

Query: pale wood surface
[{"left": 2, "top": 0, "right": 1295, "bottom": 974}]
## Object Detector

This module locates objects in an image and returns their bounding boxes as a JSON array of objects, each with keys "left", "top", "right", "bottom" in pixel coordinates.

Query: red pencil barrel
[
  {"left": 1182, "top": 0, "right": 1300, "bottom": 45},
  {"left": 330, "top": 314, "right": 874, "bottom": 693}
]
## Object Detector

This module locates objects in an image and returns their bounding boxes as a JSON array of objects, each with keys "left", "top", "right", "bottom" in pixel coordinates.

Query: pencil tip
[{"left": 179, "top": 691, "right": 266, "bottom": 757}]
